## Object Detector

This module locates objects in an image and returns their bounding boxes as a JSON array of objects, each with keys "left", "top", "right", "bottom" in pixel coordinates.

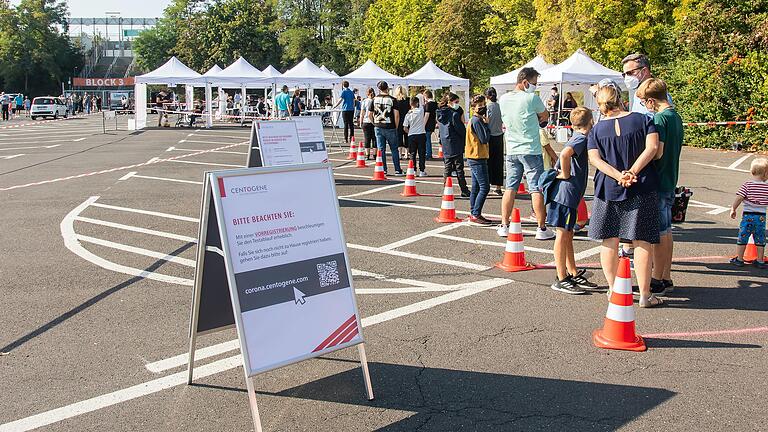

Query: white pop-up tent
[
  {"left": 490, "top": 55, "right": 554, "bottom": 94},
  {"left": 281, "top": 58, "right": 338, "bottom": 89},
  {"left": 134, "top": 56, "right": 204, "bottom": 129},
  {"left": 537, "top": 49, "right": 625, "bottom": 117},
  {"left": 405, "top": 60, "right": 470, "bottom": 114},
  {"left": 342, "top": 59, "right": 404, "bottom": 89}
]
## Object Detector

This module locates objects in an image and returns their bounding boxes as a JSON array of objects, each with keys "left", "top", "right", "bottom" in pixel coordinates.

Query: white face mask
[
  {"left": 524, "top": 83, "right": 536, "bottom": 94},
  {"left": 624, "top": 75, "right": 640, "bottom": 90}
]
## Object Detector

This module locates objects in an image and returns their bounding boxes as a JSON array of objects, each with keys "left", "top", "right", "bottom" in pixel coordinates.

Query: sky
[{"left": 11, "top": 0, "right": 173, "bottom": 17}]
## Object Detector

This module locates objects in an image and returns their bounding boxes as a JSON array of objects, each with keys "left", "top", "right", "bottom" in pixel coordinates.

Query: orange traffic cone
[
  {"left": 576, "top": 198, "right": 589, "bottom": 227},
  {"left": 495, "top": 208, "right": 535, "bottom": 272},
  {"left": 401, "top": 159, "right": 420, "bottom": 197},
  {"left": 742, "top": 236, "right": 766, "bottom": 263},
  {"left": 593, "top": 257, "right": 646, "bottom": 352},
  {"left": 355, "top": 142, "right": 367, "bottom": 168},
  {"left": 438, "top": 144, "right": 444, "bottom": 158},
  {"left": 434, "top": 177, "right": 462, "bottom": 223},
  {"left": 371, "top": 149, "right": 387, "bottom": 181},
  {"left": 517, "top": 181, "right": 529, "bottom": 195},
  {"left": 347, "top": 137, "right": 357, "bottom": 160}
]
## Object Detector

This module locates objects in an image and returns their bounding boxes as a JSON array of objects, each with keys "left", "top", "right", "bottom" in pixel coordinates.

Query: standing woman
[
  {"left": 394, "top": 85, "right": 410, "bottom": 160},
  {"left": 291, "top": 89, "right": 303, "bottom": 117},
  {"left": 484, "top": 87, "right": 505, "bottom": 196},
  {"left": 359, "top": 88, "right": 376, "bottom": 160},
  {"left": 587, "top": 85, "right": 663, "bottom": 308}
]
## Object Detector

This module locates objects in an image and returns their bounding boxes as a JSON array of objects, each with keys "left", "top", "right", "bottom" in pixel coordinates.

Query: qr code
[{"left": 317, "top": 261, "right": 340, "bottom": 287}]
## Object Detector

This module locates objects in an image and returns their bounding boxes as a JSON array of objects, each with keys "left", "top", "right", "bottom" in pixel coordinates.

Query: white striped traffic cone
[
  {"left": 592, "top": 257, "right": 646, "bottom": 352},
  {"left": 495, "top": 208, "right": 535, "bottom": 272},
  {"left": 372, "top": 149, "right": 387, "bottom": 181},
  {"left": 401, "top": 159, "right": 419, "bottom": 196},
  {"left": 355, "top": 141, "right": 367, "bottom": 168},
  {"left": 435, "top": 177, "right": 462, "bottom": 223},
  {"left": 347, "top": 137, "right": 357, "bottom": 160}
]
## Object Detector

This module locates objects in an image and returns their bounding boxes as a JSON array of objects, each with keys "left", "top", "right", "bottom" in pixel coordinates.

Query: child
[
  {"left": 402, "top": 96, "right": 427, "bottom": 176},
  {"left": 465, "top": 95, "right": 494, "bottom": 225},
  {"left": 548, "top": 107, "right": 598, "bottom": 294},
  {"left": 636, "top": 78, "right": 684, "bottom": 293},
  {"left": 729, "top": 158, "right": 768, "bottom": 268},
  {"left": 437, "top": 92, "right": 470, "bottom": 197}
]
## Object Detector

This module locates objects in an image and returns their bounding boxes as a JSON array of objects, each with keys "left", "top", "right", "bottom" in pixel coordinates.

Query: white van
[{"left": 30, "top": 96, "right": 68, "bottom": 120}]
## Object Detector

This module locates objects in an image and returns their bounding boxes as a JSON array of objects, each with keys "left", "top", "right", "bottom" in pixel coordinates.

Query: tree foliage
[{"left": 0, "top": 0, "right": 82, "bottom": 96}]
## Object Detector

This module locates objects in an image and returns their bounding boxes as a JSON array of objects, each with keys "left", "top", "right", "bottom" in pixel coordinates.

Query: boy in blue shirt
[{"left": 548, "top": 107, "right": 598, "bottom": 294}]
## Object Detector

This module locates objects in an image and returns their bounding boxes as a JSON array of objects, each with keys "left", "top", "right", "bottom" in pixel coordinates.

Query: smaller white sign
[
  {"left": 256, "top": 121, "right": 303, "bottom": 167},
  {"left": 293, "top": 116, "right": 328, "bottom": 164}
]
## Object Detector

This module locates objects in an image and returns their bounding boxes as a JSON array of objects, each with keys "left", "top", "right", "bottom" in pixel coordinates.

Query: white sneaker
[
  {"left": 418, "top": 171, "right": 427, "bottom": 177},
  {"left": 535, "top": 227, "right": 555, "bottom": 240},
  {"left": 497, "top": 224, "right": 509, "bottom": 237}
]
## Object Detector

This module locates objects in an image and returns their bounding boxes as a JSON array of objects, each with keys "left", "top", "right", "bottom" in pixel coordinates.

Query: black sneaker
[
  {"left": 569, "top": 269, "right": 599, "bottom": 290},
  {"left": 631, "top": 278, "right": 667, "bottom": 296},
  {"left": 730, "top": 257, "right": 745, "bottom": 267},
  {"left": 551, "top": 277, "right": 586, "bottom": 295}
]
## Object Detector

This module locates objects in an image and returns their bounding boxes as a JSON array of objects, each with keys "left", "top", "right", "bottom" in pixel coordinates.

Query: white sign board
[
  {"left": 211, "top": 165, "right": 364, "bottom": 375},
  {"left": 293, "top": 116, "right": 328, "bottom": 164},
  {"left": 254, "top": 121, "right": 303, "bottom": 167}
]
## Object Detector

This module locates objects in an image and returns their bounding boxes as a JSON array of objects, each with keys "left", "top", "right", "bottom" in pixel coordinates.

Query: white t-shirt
[{"left": 403, "top": 108, "right": 426, "bottom": 135}]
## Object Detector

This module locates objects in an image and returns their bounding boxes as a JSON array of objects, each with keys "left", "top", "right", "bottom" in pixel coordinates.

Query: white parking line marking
[
  {"left": 691, "top": 162, "right": 749, "bottom": 173},
  {"left": 0, "top": 144, "right": 60, "bottom": 151},
  {"left": 89, "top": 202, "right": 199, "bottom": 222},
  {"left": 432, "top": 233, "right": 553, "bottom": 254},
  {"left": 728, "top": 154, "right": 752, "bottom": 169},
  {"left": 168, "top": 147, "right": 247, "bottom": 155},
  {"left": 74, "top": 216, "right": 197, "bottom": 242},
  {"left": 380, "top": 223, "right": 462, "bottom": 251},
  {"left": 0, "top": 279, "right": 514, "bottom": 432},
  {"left": 61, "top": 197, "right": 194, "bottom": 287},
  {"left": 76, "top": 235, "right": 196, "bottom": 267},
  {"left": 129, "top": 174, "right": 203, "bottom": 185},
  {"left": 167, "top": 159, "right": 242, "bottom": 168},
  {"left": 348, "top": 243, "right": 489, "bottom": 271}
]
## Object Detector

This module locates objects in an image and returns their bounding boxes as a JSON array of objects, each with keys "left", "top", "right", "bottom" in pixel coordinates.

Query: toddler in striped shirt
[{"left": 730, "top": 157, "right": 768, "bottom": 268}]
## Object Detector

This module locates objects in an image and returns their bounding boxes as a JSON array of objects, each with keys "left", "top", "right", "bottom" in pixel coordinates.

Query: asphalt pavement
[{"left": 0, "top": 114, "right": 766, "bottom": 432}]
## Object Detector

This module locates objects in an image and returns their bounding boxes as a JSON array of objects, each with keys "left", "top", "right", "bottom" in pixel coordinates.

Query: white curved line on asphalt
[{"left": 60, "top": 196, "right": 193, "bottom": 286}]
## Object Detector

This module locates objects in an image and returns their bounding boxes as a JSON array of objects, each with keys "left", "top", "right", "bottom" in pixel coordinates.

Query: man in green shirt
[
  {"left": 497, "top": 67, "right": 559, "bottom": 240},
  {"left": 636, "top": 78, "right": 684, "bottom": 292}
]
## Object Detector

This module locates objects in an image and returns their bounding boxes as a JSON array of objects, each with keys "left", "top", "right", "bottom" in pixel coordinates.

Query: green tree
[
  {"left": 362, "top": 0, "right": 436, "bottom": 75},
  {"left": 0, "top": 0, "right": 82, "bottom": 96},
  {"left": 426, "top": 0, "right": 503, "bottom": 90}
]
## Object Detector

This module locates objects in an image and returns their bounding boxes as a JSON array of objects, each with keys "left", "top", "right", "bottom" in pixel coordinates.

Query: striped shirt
[{"left": 737, "top": 180, "right": 768, "bottom": 213}]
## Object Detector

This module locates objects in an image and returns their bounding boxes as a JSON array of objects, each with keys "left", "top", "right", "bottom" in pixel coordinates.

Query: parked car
[{"left": 30, "top": 96, "right": 68, "bottom": 120}]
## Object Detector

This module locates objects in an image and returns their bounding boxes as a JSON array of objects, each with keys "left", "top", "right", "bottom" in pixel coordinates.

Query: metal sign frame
[{"left": 187, "top": 164, "right": 373, "bottom": 431}]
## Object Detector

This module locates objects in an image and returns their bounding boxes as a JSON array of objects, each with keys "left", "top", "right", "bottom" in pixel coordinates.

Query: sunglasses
[{"left": 622, "top": 66, "right": 644, "bottom": 78}]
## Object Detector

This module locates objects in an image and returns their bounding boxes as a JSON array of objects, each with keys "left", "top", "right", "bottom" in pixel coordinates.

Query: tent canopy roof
[
  {"left": 136, "top": 56, "right": 202, "bottom": 84},
  {"left": 490, "top": 55, "right": 554, "bottom": 86},
  {"left": 261, "top": 65, "right": 282, "bottom": 77},
  {"left": 405, "top": 60, "right": 469, "bottom": 88},
  {"left": 343, "top": 59, "right": 402, "bottom": 84},
  {"left": 537, "top": 49, "right": 623, "bottom": 85}
]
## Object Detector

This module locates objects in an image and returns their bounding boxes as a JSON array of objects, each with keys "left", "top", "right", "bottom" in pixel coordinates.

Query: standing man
[
  {"left": 0, "top": 92, "right": 9, "bottom": 121},
  {"left": 423, "top": 90, "right": 437, "bottom": 160},
  {"left": 274, "top": 85, "right": 291, "bottom": 119},
  {"left": 497, "top": 67, "right": 558, "bottom": 240},
  {"left": 333, "top": 80, "right": 356, "bottom": 145},
  {"left": 369, "top": 81, "right": 402, "bottom": 176}
]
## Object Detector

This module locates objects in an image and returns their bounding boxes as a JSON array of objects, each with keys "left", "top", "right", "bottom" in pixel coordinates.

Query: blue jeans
[
  {"left": 375, "top": 127, "right": 401, "bottom": 173},
  {"left": 468, "top": 159, "right": 490, "bottom": 216},
  {"left": 425, "top": 130, "right": 433, "bottom": 159}
]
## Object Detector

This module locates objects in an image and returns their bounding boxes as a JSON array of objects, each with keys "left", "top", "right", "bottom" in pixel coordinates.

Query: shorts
[
  {"left": 505, "top": 154, "right": 544, "bottom": 193},
  {"left": 546, "top": 202, "right": 578, "bottom": 231},
  {"left": 737, "top": 213, "right": 766, "bottom": 246},
  {"left": 658, "top": 190, "right": 675, "bottom": 234}
]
